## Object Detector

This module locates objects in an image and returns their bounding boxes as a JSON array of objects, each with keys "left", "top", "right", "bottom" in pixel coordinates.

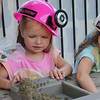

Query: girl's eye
[
  {"left": 29, "top": 35, "right": 36, "bottom": 38},
  {"left": 42, "top": 36, "right": 49, "bottom": 39}
]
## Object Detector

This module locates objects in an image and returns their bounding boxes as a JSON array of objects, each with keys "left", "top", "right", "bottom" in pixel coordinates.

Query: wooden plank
[
  {"left": 86, "top": 0, "right": 96, "bottom": 35},
  {"left": 2, "top": 0, "right": 18, "bottom": 49},
  {"left": 18, "top": 0, "right": 28, "bottom": 7},
  {"left": 61, "top": 0, "right": 74, "bottom": 65},
  {"left": 98, "top": 0, "right": 100, "bottom": 15},
  {"left": 73, "top": 0, "right": 86, "bottom": 51},
  {"left": 0, "top": 0, "right": 3, "bottom": 39}
]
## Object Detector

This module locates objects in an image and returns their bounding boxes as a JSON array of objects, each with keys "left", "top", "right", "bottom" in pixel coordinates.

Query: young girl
[
  {"left": 0, "top": 0, "right": 72, "bottom": 89},
  {"left": 75, "top": 15, "right": 100, "bottom": 93}
]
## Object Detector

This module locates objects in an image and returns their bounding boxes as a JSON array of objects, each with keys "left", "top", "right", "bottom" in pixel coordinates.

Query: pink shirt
[{"left": 1, "top": 47, "right": 60, "bottom": 80}]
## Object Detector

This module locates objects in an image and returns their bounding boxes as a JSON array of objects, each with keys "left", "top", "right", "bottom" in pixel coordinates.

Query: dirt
[{"left": 13, "top": 78, "right": 61, "bottom": 100}]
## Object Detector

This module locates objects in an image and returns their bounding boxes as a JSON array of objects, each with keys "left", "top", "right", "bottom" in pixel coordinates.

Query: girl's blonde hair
[
  {"left": 75, "top": 31, "right": 100, "bottom": 58},
  {"left": 17, "top": 16, "right": 53, "bottom": 53}
]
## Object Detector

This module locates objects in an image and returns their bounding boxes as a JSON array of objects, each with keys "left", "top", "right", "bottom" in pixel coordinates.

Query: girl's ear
[
  {"left": 18, "top": 24, "right": 24, "bottom": 38},
  {"left": 20, "top": 31, "right": 25, "bottom": 38},
  {"left": 20, "top": 32, "right": 24, "bottom": 38},
  {"left": 17, "top": 26, "right": 25, "bottom": 47},
  {"left": 19, "top": 28, "right": 25, "bottom": 38}
]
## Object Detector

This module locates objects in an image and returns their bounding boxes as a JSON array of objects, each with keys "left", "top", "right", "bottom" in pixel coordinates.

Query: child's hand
[
  {"left": 12, "top": 69, "right": 29, "bottom": 84},
  {"left": 49, "top": 67, "right": 65, "bottom": 80},
  {"left": 12, "top": 69, "right": 43, "bottom": 84}
]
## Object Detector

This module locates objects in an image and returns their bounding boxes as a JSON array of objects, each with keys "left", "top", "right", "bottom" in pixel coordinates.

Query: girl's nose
[{"left": 35, "top": 37, "right": 42, "bottom": 44}]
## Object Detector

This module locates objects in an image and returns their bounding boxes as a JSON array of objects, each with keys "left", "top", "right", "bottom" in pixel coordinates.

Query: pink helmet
[{"left": 14, "top": 0, "right": 58, "bottom": 36}]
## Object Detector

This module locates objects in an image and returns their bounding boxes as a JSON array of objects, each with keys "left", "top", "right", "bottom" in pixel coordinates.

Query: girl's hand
[
  {"left": 12, "top": 69, "right": 29, "bottom": 84},
  {"left": 11, "top": 69, "right": 43, "bottom": 84},
  {"left": 49, "top": 67, "right": 65, "bottom": 80}
]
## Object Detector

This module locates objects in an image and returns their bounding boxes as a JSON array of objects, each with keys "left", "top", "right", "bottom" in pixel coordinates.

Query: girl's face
[{"left": 21, "top": 18, "right": 52, "bottom": 54}]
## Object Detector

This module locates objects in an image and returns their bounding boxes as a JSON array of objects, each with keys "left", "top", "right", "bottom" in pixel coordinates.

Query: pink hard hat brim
[{"left": 14, "top": 12, "right": 59, "bottom": 37}]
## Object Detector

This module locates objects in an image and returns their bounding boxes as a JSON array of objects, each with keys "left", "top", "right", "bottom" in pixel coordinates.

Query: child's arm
[
  {"left": 12, "top": 69, "right": 43, "bottom": 83},
  {"left": 49, "top": 54, "right": 72, "bottom": 80},
  {"left": 76, "top": 57, "right": 97, "bottom": 93},
  {"left": 0, "top": 64, "right": 11, "bottom": 89}
]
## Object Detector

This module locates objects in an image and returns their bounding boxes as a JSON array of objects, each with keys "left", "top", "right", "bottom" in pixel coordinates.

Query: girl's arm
[
  {"left": 0, "top": 64, "right": 11, "bottom": 89},
  {"left": 55, "top": 55, "right": 72, "bottom": 76},
  {"left": 76, "top": 57, "right": 97, "bottom": 93},
  {"left": 49, "top": 54, "right": 72, "bottom": 79}
]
